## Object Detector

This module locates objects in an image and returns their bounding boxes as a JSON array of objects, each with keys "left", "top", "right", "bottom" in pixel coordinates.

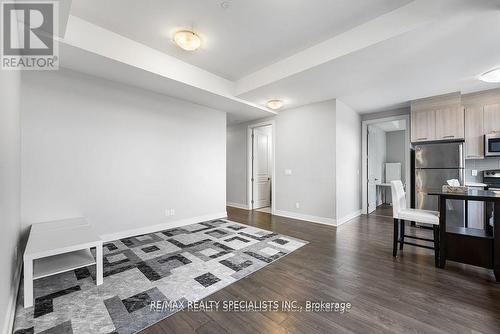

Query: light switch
[
  {"left": 285, "top": 169, "right": 292, "bottom": 175},
  {"left": 472, "top": 169, "right": 478, "bottom": 176}
]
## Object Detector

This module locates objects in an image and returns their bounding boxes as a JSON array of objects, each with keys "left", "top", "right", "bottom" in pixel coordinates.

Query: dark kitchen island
[{"left": 429, "top": 189, "right": 500, "bottom": 282}]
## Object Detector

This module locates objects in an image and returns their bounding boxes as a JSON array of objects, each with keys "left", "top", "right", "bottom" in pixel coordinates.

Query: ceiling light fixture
[
  {"left": 173, "top": 30, "right": 201, "bottom": 51},
  {"left": 479, "top": 67, "right": 500, "bottom": 83},
  {"left": 266, "top": 100, "right": 284, "bottom": 110}
]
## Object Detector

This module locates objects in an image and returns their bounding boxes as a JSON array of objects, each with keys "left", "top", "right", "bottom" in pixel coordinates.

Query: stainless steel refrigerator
[{"left": 414, "top": 141, "right": 465, "bottom": 227}]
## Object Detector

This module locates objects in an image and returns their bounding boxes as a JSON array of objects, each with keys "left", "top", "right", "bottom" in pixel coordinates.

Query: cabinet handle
[
  {"left": 442, "top": 135, "right": 455, "bottom": 138},
  {"left": 416, "top": 137, "right": 428, "bottom": 140}
]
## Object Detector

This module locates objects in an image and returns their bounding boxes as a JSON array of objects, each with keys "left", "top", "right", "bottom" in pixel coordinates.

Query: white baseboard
[
  {"left": 226, "top": 202, "right": 249, "bottom": 210},
  {"left": 336, "top": 210, "right": 362, "bottom": 226},
  {"left": 273, "top": 209, "right": 336, "bottom": 226},
  {"left": 99, "top": 212, "right": 227, "bottom": 242},
  {"left": 273, "top": 209, "right": 361, "bottom": 227},
  {"left": 2, "top": 257, "right": 22, "bottom": 334}
]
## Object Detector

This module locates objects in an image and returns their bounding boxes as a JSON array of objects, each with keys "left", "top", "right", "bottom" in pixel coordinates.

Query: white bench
[{"left": 23, "top": 218, "right": 103, "bottom": 308}]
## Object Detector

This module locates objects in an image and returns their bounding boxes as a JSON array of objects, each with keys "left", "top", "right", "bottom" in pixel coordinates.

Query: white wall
[
  {"left": 226, "top": 99, "right": 362, "bottom": 226},
  {"left": 0, "top": 69, "right": 22, "bottom": 333},
  {"left": 21, "top": 69, "right": 227, "bottom": 238},
  {"left": 226, "top": 100, "right": 337, "bottom": 223},
  {"left": 335, "top": 100, "right": 361, "bottom": 222},
  {"left": 274, "top": 101, "right": 336, "bottom": 220}
]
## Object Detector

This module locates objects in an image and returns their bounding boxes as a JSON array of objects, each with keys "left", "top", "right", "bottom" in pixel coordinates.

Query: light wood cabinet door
[
  {"left": 484, "top": 103, "right": 500, "bottom": 134},
  {"left": 435, "top": 106, "right": 464, "bottom": 140},
  {"left": 411, "top": 109, "right": 436, "bottom": 142},
  {"left": 465, "top": 105, "right": 484, "bottom": 159},
  {"left": 468, "top": 186, "right": 485, "bottom": 229}
]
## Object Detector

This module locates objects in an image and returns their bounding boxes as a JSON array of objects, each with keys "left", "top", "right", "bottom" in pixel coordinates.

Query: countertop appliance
[
  {"left": 484, "top": 133, "right": 500, "bottom": 157},
  {"left": 414, "top": 141, "right": 465, "bottom": 227}
]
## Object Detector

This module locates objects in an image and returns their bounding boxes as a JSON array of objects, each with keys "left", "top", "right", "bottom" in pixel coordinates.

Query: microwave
[{"left": 485, "top": 133, "right": 500, "bottom": 156}]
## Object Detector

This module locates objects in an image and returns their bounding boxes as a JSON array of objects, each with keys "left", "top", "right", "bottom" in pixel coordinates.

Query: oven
[{"left": 483, "top": 170, "right": 500, "bottom": 189}]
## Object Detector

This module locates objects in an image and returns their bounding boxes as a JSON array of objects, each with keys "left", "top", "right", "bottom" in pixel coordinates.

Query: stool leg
[
  {"left": 399, "top": 219, "right": 405, "bottom": 250},
  {"left": 433, "top": 225, "right": 439, "bottom": 267},
  {"left": 393, "top": 218, "right": 399, "bottom": 257}
]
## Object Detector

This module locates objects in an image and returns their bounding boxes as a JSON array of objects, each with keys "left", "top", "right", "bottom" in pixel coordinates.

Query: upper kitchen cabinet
[
  {"left": 464, "top": 105, "right": 484, "bottom": 159},
  {"left": 461, "top": 89, "right": 500, "bottom": 159},
  {"left": 410, "top": 92, "right": 463, "bottom": 143},
  {"left": 435, "top": 106, "right": 464, "bottom": 140},
  {"left": 411, "top": 109, "right": 436, "bottom": 142},
  {"left": 483, "top": 103, "right": 500, "bottom": 134}
]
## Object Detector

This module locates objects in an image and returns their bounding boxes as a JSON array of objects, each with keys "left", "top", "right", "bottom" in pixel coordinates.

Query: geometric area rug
[{"left": 13, "top": 219, "right": 307, "bottom": 334}]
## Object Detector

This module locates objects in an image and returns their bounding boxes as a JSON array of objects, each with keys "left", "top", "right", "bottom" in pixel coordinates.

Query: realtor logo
[{"left": 1, "top": 1, "right": 58, "bottom": 70}]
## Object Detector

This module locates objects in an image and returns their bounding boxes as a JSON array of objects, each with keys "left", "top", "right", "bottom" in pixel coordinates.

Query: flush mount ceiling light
[
  {"left": 173, "top": 30, "right": 201, "bottom": 51},
  {"left": 479, "top": 67, "right": 500, "bottom": 83},
  {"left": 266, "top": 100, "right": 284, "bottom": 110}
]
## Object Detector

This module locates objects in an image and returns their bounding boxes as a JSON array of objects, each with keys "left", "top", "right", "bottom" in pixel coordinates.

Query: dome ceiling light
[
  {"left": 479, "top": 67, "right": 500, "bottom": 83},
  {"left": 173, "top": 30, "right": 201, "bottom": 51},
  {"left": 266, "top": 100, "right": 284, "bottom": 110}
]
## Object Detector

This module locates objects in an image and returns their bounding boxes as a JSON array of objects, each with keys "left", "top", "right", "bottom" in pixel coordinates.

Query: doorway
[
  {"left": 247, "top": 121, "right": 275, "bottom": 213},
  {"left": 362, "top": 115, "right": 411, "bottom": 217}
]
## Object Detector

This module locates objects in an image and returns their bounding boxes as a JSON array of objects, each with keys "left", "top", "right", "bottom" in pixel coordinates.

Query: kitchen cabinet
[
  {"left": 483, "top": 103, "right": 500, "bottom": 134},
  {"left": 467, "top": 201, "right": 484, "bottom": 229},
  {"left": 411, "top": 107, "right": 464, "bottom": 142},
  {"left": 465, "top": 105, "right": 484, "bottom": 159},
  {"left": 435, "top": 106, "right": 464, "bottom": 140},
  {"left": 467, "top": 186, "right": 485, "bottom": 230},
  {"left": 411, "top": 109, "right": 436, "bottom": 142},
  {"left": 411, "top": 92, "right": 462, "bottom": 143}
]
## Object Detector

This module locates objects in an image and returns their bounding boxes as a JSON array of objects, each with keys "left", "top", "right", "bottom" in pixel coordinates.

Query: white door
[
  {"left": 252, "top": 127, "right": 271, "bottom": 209},
  {"left": 367, "top": 126, "right": 382, "bottom": 213}
]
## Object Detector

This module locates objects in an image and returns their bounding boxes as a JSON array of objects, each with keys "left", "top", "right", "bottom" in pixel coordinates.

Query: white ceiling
[
  {"left": 58, "top": 0, "right": 500, "bottom": 123},
  {"left": 70, "top": 0, "right": 412, "bottom": 80},
  {"left": 236, "top": 0, "right": 500, "bottom": 112}
]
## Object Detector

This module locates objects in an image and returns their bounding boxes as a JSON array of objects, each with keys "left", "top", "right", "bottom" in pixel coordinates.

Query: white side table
[
  {"left": 23, "top": 218, "right": 103, "bottom": 308},
  {"left": 376, "top": 183, "right": 392, "bottom": 204}
]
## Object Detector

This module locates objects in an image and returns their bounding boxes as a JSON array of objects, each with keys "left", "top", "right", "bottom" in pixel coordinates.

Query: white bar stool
[{"left": 390, "top": 180, "right": 440, "bottom": 266}]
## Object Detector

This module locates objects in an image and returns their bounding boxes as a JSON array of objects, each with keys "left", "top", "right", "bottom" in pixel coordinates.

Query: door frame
[
  {"left": 247, "top": 120, "right": 276, "bottom": 213},
  {"left": 361, "top": 114, "right": 411, "bottom": 214}
]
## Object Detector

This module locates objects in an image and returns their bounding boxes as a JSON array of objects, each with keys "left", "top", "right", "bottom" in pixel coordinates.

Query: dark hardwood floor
[
  {"left": 140, "top": 207, "right": 500, "bottom": 334},
  {"left": 370, "top": 203, "right": 393, "bottom": 218}
]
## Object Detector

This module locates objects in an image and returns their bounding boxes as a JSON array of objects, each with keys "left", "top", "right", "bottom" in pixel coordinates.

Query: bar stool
[{"left": 391, "top": 180, "right": 440, "bottom": 266}]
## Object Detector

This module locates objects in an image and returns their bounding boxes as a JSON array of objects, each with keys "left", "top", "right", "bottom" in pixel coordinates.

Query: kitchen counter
[
  {"left": 429, "top": 189, "right": 500, "bottom": 281},
  {"left": 429, "top": 188, "right": 500, "bottom": 200},
  {"left": 465, "top": 182, "right": 487, "bottom": 188}
]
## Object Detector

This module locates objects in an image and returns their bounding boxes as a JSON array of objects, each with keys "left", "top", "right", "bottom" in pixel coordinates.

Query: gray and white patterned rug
[{"left": 13, "top": 219, "right": 307, "bottom": 334}]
